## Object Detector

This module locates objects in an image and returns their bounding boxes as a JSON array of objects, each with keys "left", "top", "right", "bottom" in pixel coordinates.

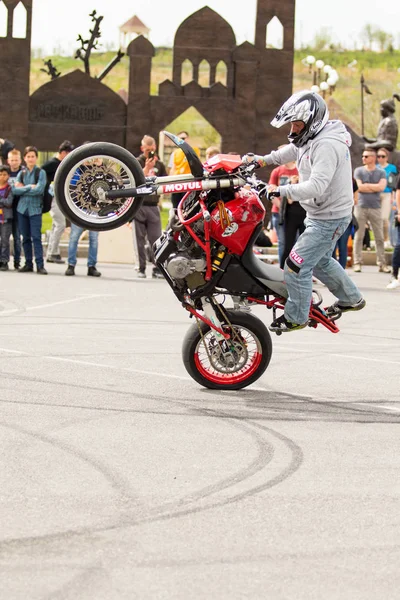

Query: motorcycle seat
[{"left": 242, "top": 246, "right": 285, "bottom": 284}]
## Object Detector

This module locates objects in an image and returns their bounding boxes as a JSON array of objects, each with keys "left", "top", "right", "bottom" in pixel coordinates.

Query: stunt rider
[{"left": 244, "top": 90, "right": 365, "bottom": 332}]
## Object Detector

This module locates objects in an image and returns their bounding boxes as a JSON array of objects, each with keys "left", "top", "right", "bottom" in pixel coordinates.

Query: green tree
[
  {"left": 311, "top": 27, "right": 333, "bottom": 52},
  {"left": 360, "top": 24, "right": 376, "bottom": 50},
  {"left": 375, "top": 29, "right": 392, "bottom": 52}
]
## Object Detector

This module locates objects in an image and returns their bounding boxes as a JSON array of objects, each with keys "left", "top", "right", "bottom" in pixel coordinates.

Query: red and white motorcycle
[{"left": 54, "top": 132, "right": 339, "bottom": 390}]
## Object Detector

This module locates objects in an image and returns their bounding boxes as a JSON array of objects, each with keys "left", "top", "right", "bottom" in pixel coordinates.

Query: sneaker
[
  {"left": 325, "top": 297, "right": 366, "bottom": 318},
  {"left": 152, "top": 268, "right": 164, "bottom": 279},
  {"left": 269, "top": 314, "right": 307, "bottom": 333},
  {"left": 19, "top": 264, "right": 34, "bottom": 272},
  {"left": 87, "top": 266, "right": 101, "bottom": 277},
  {"left": 386, "top": 278, "right": 400, "bottom": 290},
  {"left": 14, "top": 262, "right": 20, "bottom": 270},
  {"left": 37, "top": 266, "right": 48, "bottom": 275},
  {"left": 353, "top": 264, "right": 362, "bottom": 273},
  {"left": 0, "top": 262, "right": 8, "bottom": 271},
  {"left": 137, "top": 270, "right": 146, "bottom": 279},
  {"left": 47, "top": 254, "right": 65, "bottom": 264},
  {"left": 378, "top": 265, "right": 391, "bottom": 273},
  {"left": 65, "top": 265, "right": 75, "bottom": 276}
]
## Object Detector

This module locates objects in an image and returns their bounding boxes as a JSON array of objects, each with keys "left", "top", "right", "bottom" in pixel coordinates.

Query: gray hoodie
[{"left": 264, "top": 120, "right": 354, "bottom": 220}]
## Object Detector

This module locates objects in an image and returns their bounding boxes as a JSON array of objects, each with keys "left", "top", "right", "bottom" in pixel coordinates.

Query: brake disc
[{"left": 74, "top": 164, "right": 124, "bottom": 212}]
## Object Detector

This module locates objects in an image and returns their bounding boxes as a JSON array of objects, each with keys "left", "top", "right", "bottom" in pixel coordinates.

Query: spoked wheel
[
  {"left": 54, "top": 142, "right": 146, "bottom": 231},
  {"left": 182, "top": 310, "right": 273, "bottom": 390}
]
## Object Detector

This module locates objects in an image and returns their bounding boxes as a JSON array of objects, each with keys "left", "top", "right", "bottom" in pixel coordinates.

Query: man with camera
[{"left": 132, "top": 135, "right": 167, "bottom": 279}]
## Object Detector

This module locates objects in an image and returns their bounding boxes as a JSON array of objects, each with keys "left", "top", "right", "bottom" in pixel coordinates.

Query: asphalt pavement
[{"left": 0, "top": 261, "right": 399, "bottom": 600}]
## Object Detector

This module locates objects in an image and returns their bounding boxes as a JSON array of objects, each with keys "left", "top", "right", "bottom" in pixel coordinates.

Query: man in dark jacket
[
  {"left": 133, "top": 135, "right": 166, "bottom": 279},
  {"left": 41, "top": 140, "right": 74, "bottom": 264}
]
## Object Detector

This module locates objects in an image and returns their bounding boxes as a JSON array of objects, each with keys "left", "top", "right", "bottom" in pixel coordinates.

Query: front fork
[{"left": 201, "top": 297, "right": 236, "bottom": 366}]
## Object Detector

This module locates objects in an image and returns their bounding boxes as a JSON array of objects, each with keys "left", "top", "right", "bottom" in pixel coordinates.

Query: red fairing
[
  {"left": 204, "top": 154, "right": 242, "bottom": 173},
  {"left": 210, "top": 189, "right": 266, "bottom": 255}
]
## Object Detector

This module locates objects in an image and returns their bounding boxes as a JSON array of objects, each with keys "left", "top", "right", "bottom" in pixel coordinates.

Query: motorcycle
[{"left": 54, "top": 132, "right": 340, "bottom": 391}]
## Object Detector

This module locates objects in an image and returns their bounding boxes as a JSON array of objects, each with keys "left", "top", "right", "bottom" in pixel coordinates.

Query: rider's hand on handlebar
[{"left": 241, "top": 153, "right": 266, "bottom": 168}]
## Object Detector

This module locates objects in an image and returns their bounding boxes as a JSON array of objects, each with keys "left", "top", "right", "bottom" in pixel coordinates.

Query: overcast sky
[{"left": 29, "top": 0, "right": 399, "bottom": 55}]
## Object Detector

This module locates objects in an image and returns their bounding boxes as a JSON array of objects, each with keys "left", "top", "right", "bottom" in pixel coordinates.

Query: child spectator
[
  {"left": 0, "top": 164, "right": 14, "bottom": 271},
  {"left": 7, "top": 148, "right": 24, "bottom": 269},
  {"left": 205, "top": 146, "right": 220, "bottom": 161},
  {"left": 12, "top": 146, "right": 47, "bottom": 274}
]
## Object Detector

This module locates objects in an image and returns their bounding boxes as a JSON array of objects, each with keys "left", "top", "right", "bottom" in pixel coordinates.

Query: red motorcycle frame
[{"left": 54, "top": 131, "right": 340, "bottom": 390}]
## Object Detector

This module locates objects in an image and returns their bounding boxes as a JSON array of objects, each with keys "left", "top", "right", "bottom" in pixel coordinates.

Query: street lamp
[{"left": 302, "top": 56, "right": 339, "bottom": 97}]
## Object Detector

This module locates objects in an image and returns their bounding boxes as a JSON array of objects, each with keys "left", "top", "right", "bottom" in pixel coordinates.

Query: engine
[{"left": 165, "top": 253, "right": 206, "bottom": 280}]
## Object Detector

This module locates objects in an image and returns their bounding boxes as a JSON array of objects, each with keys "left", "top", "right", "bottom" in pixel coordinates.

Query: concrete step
[{"left": 254, "top": 246, "right": 394, "bottom": 266}]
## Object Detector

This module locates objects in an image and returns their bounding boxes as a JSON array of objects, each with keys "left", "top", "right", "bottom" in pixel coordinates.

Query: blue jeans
[
  {"left": 17, "top": 211, "right": 43, "bottom": 268},
  {"left": 284, "top": 216, "right": 363, "bottom": 324},
  {"left": 12, "top": 207, "right": 21, "bottom": 264},
  {"left": 333, "top": 222, "right": 353, "bottom": 269},
  {"left": 68, "top": 224, "right": 99, "bottom": 267},
  {"left": 271, "top": 212, "right": 285, "bottom": 265}
]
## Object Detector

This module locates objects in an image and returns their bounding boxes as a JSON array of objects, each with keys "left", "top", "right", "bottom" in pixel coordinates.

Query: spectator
[
  {"left": 133, "top": 135, "right": 166, "bottom": 279},
  {"left": 376, "top": 148, "right": 398, "bottom": 247},
  {"left": 7, "top": 148, "right": 24, "bottom": 269},
  {"left": 0, "top": 137, "right": 15, "bottom": 164},
  {"left": 12, "top": 146, "right": 47, "bottom": 274},
  {"left": 0, "top": 164, "right": 13, "bottom": 271},
  {"left": 205, "top": 146, "right": 220, "bottom": 161},
  {"left": 386, "top": 177, "right": 400, "bottom": 289},
  {"left": 65, "top": 224, "right": 101, "bottom": 277},
  {"left": 333, "top": 178, "right": 359, "bottom": 269},
  {"left": 42, "top": 140, "right": 75, "bottom": 264},
  {"left": 353, "top": 149, "right": 390, "bottom": 273},
  {"left": 169, "top": 131, "right": 200, "bottom": 209},
  {"left": 268, "top": 149, "right": 302, "bottom": 268}
]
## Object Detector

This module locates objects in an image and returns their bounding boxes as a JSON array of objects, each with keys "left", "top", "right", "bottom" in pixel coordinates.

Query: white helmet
[{"left": 271, "top": 90, "right": 329, "bottom": 147}]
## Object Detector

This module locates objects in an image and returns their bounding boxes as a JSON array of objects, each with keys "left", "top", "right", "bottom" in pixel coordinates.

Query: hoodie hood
[{"left": 313, "top": 119, "right": 352, "bottom": 148}]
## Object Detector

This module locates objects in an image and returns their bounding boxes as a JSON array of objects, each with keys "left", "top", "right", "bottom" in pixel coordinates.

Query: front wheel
[
  {"left": 54, "top": 142, "right": 146, "bottom": 231},
  {"left": 182, "top": 310, "right": 273, "bottom": 390}
]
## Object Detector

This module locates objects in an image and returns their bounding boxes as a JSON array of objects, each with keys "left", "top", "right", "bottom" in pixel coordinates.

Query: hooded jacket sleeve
[
  {"left": 278, "top": 141, "right": 339, "bottom": 203},
  {"left": 263, "top": 144, "right": 297, "bottom": 167}
]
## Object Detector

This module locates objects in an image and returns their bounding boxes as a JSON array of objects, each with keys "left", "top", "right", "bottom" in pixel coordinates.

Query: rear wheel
[
  {"left": 182, "top": 310, "right": 273, "bottom": 390},
  {"left": 54, "top": 142, "right": 146, "bottom": 231}
]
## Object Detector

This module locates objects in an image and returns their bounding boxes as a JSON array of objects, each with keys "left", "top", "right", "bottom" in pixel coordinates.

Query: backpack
[
  {"left": 387, "top": 171, "right": 399, "bottom": 191},
  {"left": 23, "top": 166, "right": 52, "bottom": 213}
]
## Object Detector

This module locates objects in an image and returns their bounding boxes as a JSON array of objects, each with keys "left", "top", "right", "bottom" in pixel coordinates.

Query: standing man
[
  {"left": 243, "top": 90, "right": 365, "bottom": 332},
  {"left": 132, "top": 135, "right": 166, "bottom": 279},
  {"left": 41, "top": 140, "right": 74, "bottom": 264},
  {"left": 12, "top": 146, "right": 47, "bottom": 274},
  {"left": 353, "top": 149, "right": 390, "bottom": 273},
  {"left": 7, "top": 148, "right": 24, "bottom": 269}
]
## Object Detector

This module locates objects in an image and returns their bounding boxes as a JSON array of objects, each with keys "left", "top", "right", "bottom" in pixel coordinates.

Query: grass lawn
[{"left": 42, "top": 206, "right": 170, "bottom": 234}]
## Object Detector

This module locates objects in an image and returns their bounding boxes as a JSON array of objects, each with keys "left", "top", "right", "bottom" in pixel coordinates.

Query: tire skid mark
[
  {"left": 0, "top": 421, "right": 135, "bottom": 501},
  {"left": 0, "top": 399, "right": 299, "bottom": 554}
]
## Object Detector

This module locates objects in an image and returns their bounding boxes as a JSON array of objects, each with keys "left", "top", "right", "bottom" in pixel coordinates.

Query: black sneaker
[
  {"left": 19, "top": 264, "right": 34, "bottom": 272},
  {"left": 14, "top": 262, "right": 20, "bottom": 271},
  {"left": 325, "top": 297, "right": 366, "bottom": 318},
  {"left": 87, "top": 266, "right": 101, "bottom": 277},
  {"left": 37, "top": 266, "right": 48, "bottom": 275},
  {"left": 152, "top": 268, "right": 164, "bottom": 279},
  {"left": 47, "top": 255, "right": 65, "bottom": 264},
  {"left": 0, "top": 262, "right": 8, "bottom": 271},
  {"left": 65, "top": 265, "right": 75, "bottom": 276},
  {"left": 269, "top": 314, "right": 307, "bottom": 333}
]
